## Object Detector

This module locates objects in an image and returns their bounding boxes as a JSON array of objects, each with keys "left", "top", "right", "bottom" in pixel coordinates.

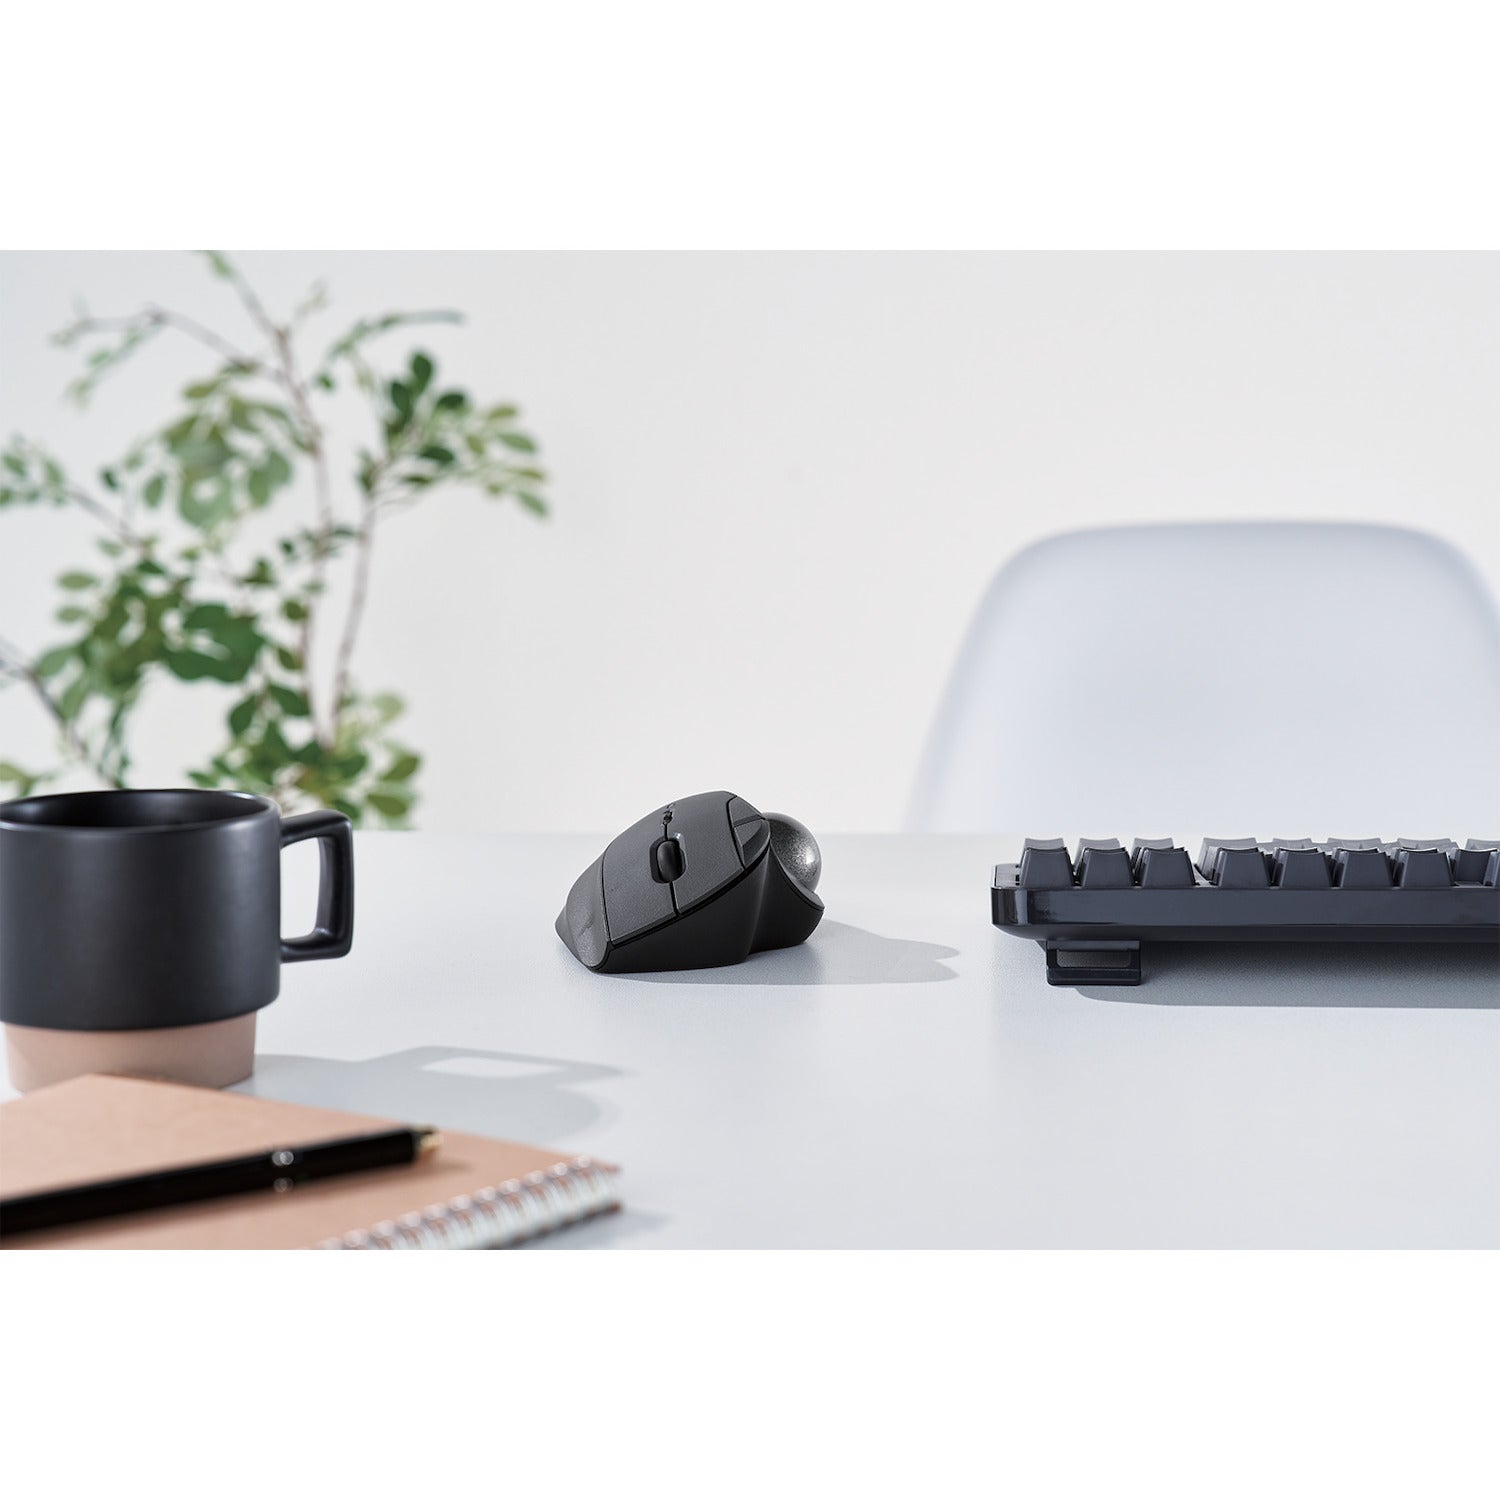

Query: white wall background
[{"left": 2, "top": 253, "right": 1496, "bottom": 831}]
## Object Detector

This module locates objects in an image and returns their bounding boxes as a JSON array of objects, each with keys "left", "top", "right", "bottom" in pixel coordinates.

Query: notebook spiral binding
[{"left": 317, "top": 1156, "right": 620, "bottom": 1250}]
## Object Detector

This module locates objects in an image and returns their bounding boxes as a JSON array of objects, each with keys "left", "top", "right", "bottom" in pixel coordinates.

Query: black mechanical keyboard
[{"left": 992, "top": 837, "right": 1500, "bottom": 986}]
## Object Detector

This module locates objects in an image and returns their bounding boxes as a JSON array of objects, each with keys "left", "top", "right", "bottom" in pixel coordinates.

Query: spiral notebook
[{"left": 0, "top": 1074, "right": 620, "bottom": 1250}]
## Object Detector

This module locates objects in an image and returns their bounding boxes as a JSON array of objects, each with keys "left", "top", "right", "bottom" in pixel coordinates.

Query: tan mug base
[{"left": 4, "top": 1013, "right": 257, "bottom": 1093}]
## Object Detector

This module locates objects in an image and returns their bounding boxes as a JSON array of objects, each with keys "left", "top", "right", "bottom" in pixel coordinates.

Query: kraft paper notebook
[{"left": 0, "top": 1073, "right": 620, "bottom": 1250}]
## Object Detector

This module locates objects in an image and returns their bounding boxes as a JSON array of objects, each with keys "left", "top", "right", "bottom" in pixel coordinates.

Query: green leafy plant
[{"left": 0, "top": 252, "right": 548, "bottom": 824}]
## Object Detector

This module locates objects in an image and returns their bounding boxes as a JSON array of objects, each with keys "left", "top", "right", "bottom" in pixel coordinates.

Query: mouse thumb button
[{"left": 733, "top": 816, "right": 770, "bottom": 867}]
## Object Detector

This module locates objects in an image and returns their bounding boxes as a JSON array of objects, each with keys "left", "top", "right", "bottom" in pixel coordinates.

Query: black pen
[{"left": 0, "top": 1125, "right": 441, "bottom": 1238}]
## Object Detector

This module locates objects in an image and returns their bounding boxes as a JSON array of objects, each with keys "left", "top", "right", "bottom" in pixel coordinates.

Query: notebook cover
[{"left": 0, "top": 1073, "right": 618, "bottom": 1249}]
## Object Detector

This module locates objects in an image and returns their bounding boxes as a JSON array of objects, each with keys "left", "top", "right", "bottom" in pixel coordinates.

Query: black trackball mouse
[{"left": 556, "top": 791, "right": 824, "bottom": 973}]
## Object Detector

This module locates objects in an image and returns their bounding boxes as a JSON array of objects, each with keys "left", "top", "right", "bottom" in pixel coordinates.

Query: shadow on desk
[
  {"left": 617, "top": 920, "right": 959, "bottom": 987},
  {"left": 241, "top": 1045, "right": 625, "bottom": 1142},
  {"left": 1082, "top": 942, "right": 1500, "bottom": 1008}
]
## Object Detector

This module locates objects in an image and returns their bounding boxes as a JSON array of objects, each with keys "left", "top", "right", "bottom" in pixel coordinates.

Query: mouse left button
[
  {"left": 558, "top": 854, "right": 610, "bottom": 969},
  {"left": 602, "top": 809, "right": 677, "bottom": 941}
]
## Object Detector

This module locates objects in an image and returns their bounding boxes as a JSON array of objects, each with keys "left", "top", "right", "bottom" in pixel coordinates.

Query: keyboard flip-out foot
[{"left": 1044, "top": 941, "right": 1142, "bottom": 987}]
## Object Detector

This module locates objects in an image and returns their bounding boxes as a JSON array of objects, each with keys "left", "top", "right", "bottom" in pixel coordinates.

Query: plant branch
[
  {"left": 211, "top": 257, "right": 280, "bottom": 348},
  {"left": 64, "top": 480, "right": 146, "bottom": 547},
  {"left": 65, "top": 308, "right": 264, "bottom": 376},
  {"left": 265, "top": 326, "right": 336, "bottom": 744},
  {"left": 330, "top": 511, "right": 376, "bottom": 725},
  {"left": 0, "top": 636, "right": 121, "bottom": 788}
]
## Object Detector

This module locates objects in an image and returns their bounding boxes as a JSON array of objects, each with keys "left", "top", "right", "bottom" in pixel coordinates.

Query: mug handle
[{"left": 280, "top": 809, "right": 355, "bottom": 963}]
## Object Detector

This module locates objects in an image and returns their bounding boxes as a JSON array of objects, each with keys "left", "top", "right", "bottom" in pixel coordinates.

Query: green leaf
[
  {"left": 183, "top": 602, "right": 231, "bottom": 632},
  {"left": 57, "top": 675, "right": 89, "bottom": 720},
  {"left": 247, "top": 466, "right": 272, "bottom": 506},
  {"left": 56, "top": 605, "right": 89, "bottom": 623},
  {"left": 268, "top": 684, "right": 311, "bottom": 717},
  {"left": 418, "top": 444, "right": 455, "bottom": 466},
  {"left": 59, "top": 571, "right": 97, "bottom": 590},
  {"left": 517, "top": 490, "right": 548, "bottom": 516},
  {"left": 330, "top": 748, "right": 369, "bottom": 780},
  {"left": 265, "top": 450, "right": 292, "bottom": 487},
  {"left": 163, "top": 649, "right": 222, "bottom": 681},
  {"left": 34, "top": 646, "right": 74, "bottom": 678},
  {"left": 275, "top": 645, "right": 301, "bottom": 671},
  {"left": 0, "top": 760, "right": 41, "bottom": 793},
  {"left": 497, "top": 431, "right": 537, "bottom": 453},
  {"left": 228, "top": 696, "right": 258, "bottom": 735},
  {"left": 261, "top": 719, "right": 292, "bottom": 763},
  {"left": 282, "top": 598, "right": 308, "bottom": 623},
  {"left": 178, "top": 476, "right": 234, "bottom": 530},
  {"left": 100, "top": 468, "right": 119, "bottom": 491},
  {"left": 367, "top": 790, "right": 411, "bottom": 819},
  {"left": 409, "top": 351, "right": 434, "bottom": 395},
  {"left": 388, "top": 380, "right": 413, "bottom": 423},
  {"left": 384, "top": 751, "right": 420, "bottom": 782},
  {"left": 370, "top": 692, "right": 404, "bottom": 723},
  {"left": 313, "top": 373, "right": 335, "bottom": 392},
  {"left": 173, "top": 433, "right": 236, "bottom": 480},
  {"left": 202, "top": 251, "right": 235, "bottom": 278},
  {"left": 183, "top": 377, "right": 224, "bottom": 400},
  {"left": 143, "top": 474, "right": 166, "bottom": 508},
  {"left": 2, "top": 452, "right": 27, "bottom": 478},
  {"left": 434, "top": 390, "right": 468, "bottom": 413}
]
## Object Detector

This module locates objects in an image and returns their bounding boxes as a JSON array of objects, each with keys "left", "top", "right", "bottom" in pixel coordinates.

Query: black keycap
[
  {"left": 1132, "top": 842, "right": 1196, "bottom": 887},
  {"left": 1018, "top": 838, "right": 1074, "bottom": 889},
  {"left": 1329, "top": 845, "right": 1392, "bottom": 888},
  {"left": 1270, "top": 841, "right": 1331, "bottom": 888},
  {"left": 1198, "top": 838, "right": 1268, "bottom": 888},
  {"left": 1453, "top": 840, "right": 1499, "bottom": 884},
  {"left": 1129, "top": 839, "right": 1172, "bottom": 881},
  {"left": 1074, "top": 838, "right": 1133, "bottom": 889},
  {"left": 1392, "top": 840, "right": 1453, "bottom": 889}
]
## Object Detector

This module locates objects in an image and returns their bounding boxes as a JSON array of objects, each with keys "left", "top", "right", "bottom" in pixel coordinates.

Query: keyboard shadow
[
  {"left": 1080, "top": 942, "right": 1500, "bottom": 1007},
  {"left": 614, "top": 920, "right": 959, "bottom": 986}
]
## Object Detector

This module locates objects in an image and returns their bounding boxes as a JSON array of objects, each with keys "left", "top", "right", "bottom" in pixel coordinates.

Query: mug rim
[{"left": 0, "top": 788, "right": 277, "bottom": 834}]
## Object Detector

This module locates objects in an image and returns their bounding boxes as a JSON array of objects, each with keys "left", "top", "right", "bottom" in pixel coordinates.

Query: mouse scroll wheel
[{"left": 653, "top": 837, "right": 686, "bottom": 883}]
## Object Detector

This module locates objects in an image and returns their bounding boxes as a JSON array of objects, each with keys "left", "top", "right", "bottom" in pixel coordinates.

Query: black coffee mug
[{"left": 0, "top": 789, "right": 353, "bottom": 1090}]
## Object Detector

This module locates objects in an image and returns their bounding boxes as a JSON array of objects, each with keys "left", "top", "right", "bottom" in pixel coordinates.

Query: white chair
[{"left": 906, "top": 522, "right": 1500, "bottom": 836}]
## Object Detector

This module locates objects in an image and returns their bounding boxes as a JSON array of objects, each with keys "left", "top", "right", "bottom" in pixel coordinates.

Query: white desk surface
[{"left": 23, "top": 833, "right": 1500, "bottom": 1248}]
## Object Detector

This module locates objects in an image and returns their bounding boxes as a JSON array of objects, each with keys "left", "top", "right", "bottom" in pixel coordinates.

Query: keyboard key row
[{"left": 1016, "top": 837, "right": 1500, "bottom": 889}]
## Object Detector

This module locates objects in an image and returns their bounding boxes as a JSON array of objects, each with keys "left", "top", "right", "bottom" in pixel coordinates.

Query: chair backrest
[{"left": 906, "top": 523, "right": 1500, "bottom": 835}]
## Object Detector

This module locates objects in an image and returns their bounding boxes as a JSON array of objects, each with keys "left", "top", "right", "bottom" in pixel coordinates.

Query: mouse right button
[
  {"left": 602, "top": 808, "right": 676, "bottom": 941},
  {"left": 668, "top": 791, "right": 744, "bottom": 911}
]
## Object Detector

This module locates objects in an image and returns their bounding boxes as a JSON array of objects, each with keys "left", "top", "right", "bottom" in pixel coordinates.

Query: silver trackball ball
[{"left": 768, "top": 813, "right": 821, "bottom": 893}]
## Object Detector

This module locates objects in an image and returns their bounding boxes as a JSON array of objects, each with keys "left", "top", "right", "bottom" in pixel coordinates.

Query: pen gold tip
[{"left": 417, "top": 1127, "right": 442, "bottom": 1155}]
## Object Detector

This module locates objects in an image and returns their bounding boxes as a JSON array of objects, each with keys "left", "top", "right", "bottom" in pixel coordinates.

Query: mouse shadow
[
  {"left": 239, "top": 1045, "right": 627, "bottom": 1144},
  {"left": 1078, "top": 942, "right": 1500, "bottom": 1008},
  {"left": 615, "top": 919, "right": 959, "bottom": 986}
]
